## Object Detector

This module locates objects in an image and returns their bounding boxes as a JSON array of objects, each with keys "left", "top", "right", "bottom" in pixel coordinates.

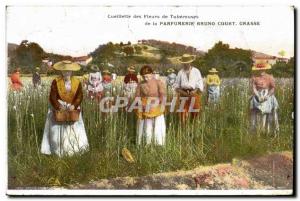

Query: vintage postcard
[{"left": 6, "top": 4, "right": 295, "bottom": 196}]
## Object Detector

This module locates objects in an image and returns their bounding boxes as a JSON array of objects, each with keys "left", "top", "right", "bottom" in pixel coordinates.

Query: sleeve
[
  {"left": 124, "top": 75, "right": 129, "bottom": 84},
  {"left": 98, "top": 72, "right": 103, "bottom": 82},
  {"left": 88, "top": 73, "right": 93, "bottom": 84},
  {"left": 49, "top": 80, "right": 61, "bottom": 110},
  {"left": 72, "top": 83, "right": 83, "bottom": 109},
  {"left": 173, "top": 71, "right": 181, "bottom": 89},
  {"left": 206, "top": 75, "right": 212, "bottom": 85},
  {"left": 195, "top": 70, "right": 204, "bottom": 92}
]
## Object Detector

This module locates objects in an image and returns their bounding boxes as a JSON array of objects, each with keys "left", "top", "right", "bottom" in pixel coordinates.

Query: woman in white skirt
[
  {"left": 135, "top": 65, "right": 166, "bottom": 145},
  {"left": 41, "top": 60, "right": 89, "bottom": 157}
]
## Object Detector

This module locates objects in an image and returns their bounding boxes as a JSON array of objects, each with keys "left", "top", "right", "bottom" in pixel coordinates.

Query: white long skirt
[
  {"left": 137, "top": 115, "right": 166, "bottom": 145},
  {"left": 41, "top": 109, "right": 89, "bottom": 157}
]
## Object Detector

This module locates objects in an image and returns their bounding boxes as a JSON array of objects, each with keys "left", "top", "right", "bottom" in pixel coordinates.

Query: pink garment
[
  {"left": 251, "top": 72, "right": 275, "bottom": 91},
  {"left": 135, "top": 78, "right": 166, "bottom": 102}
]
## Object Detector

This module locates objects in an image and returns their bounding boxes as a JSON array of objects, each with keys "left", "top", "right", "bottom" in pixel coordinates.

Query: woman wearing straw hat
[
  {"left": 87, "top": 65, "right": 103, "bottom": 102},
  {"left": 206, "top": 68, "right": 221, "bottom": 103},
  {"left": 41, "top": 60, "right": 89, "bottom": 157},
  {"left": 32, "top": 67, "right": 42, "bottom": 88},
  {"left": 135, "top": 65, "right": 166, "bottom": 146},
  {"left": 174, "top": 54, "right": 204, "bottom": 122},
  {"left": 124, "top": 66, "right": 139, "bottom": 98},
  {"left": 250, "top": 61, "right": 279, "bottom": 134}
]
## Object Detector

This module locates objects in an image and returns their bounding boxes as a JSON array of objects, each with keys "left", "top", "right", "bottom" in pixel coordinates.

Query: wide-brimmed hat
[
  {"left": 90, "top": 65, "right": 99, "bottom": 72},
  {"left": 127, "top": 66, "right": 135, "bottom": 72},
  {"left": 252, "top": 62, "right": 272, "bottom": 71},
  {"left": 53, "top": 60, "right": 81, "bottom": 71},
  {"left": 167, "top": 68, "right": 175, "bottom": 73},
  {"left": 102, "top": 69, "right": 111, "bottom": 75},
  {"left": 140, "top": 65, "right": 153, "bottom": 76},
  {"left": 209, "top": 68, "right": 218, "bottom": 73},
  {"left": 178, "top": 54, "right": 196, "bottom": 64}
]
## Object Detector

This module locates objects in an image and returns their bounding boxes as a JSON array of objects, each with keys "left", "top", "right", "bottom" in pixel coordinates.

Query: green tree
[
  {"left": 15, "top": 41, "right": 45, "bottom": 73},
  {"left": 199, "top": 41, "right": 252, "bottom": 77}
]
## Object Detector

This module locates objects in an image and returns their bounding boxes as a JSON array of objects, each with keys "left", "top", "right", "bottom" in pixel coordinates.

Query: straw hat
[
  {"left": 53, "top": 60, "right": 81, "bottom": 71},
  {"left": 167, "top": 68, "right": 175, "bottom": 73},
  {"left": 251, "top": 62, "right": 272, "bottom": 71},
  {"left": 90, "top": 65, "right": 99, "bottom": 72},
  {"left": 127, "top": 66, "right": 135, "bottom": 72},
  {"left": 102, "top": 69, "right": 111, "bottom": 75},
  {"left": 178, "top": 54, "right": 196, "bottom": 64},
  {"left": 209, "top": 68, "right": 218, "bottom": 73}
]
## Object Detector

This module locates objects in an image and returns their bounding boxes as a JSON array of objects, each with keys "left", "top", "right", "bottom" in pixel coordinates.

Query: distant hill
[
  {"left": 138, "top": 39, "right": 205, "bottom": 56},
  {"left": 8, "top": 40, "right": 293, "bottom": 77}
]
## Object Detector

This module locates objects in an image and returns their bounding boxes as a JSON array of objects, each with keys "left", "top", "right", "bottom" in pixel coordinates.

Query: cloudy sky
[{"left": 6, "top": 6, "right": 294, "bottom": 57}]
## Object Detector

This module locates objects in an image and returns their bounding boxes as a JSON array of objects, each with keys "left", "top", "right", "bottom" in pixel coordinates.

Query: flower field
[{"left": 7, "top": 76, "right": 294, "bottom": 188}]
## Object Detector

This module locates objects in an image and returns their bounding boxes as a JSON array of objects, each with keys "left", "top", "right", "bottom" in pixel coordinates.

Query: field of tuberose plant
[{"left": 7, "top": 77, "right": 294, "bottom": 188}]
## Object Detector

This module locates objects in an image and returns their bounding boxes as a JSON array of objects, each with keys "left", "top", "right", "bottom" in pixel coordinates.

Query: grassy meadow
[{"left": 7, "top": 76, "right": 294, "bottom": 188}]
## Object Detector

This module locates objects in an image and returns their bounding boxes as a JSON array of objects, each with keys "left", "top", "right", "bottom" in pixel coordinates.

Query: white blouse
[
  {"left": 88, "top": 72, "right": 103, "bottom": 92},
  {"left": 64, "top": 80, "right": 72, "bottom": 92},
  {"left": 174, "top": 67, "right": 204, "bottom": 92}
]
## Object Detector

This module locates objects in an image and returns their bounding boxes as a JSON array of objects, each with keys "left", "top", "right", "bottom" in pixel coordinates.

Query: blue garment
[
  {"left": 250, "top": 89, "right": 279, "bottom": 114},
  {"left": 207, "top": 85, "right": 220, "bottom": 103}
]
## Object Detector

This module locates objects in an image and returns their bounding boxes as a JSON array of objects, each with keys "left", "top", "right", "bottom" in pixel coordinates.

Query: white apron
[{"left": 41, "top": 108, "right": 89, "bottom": 157}]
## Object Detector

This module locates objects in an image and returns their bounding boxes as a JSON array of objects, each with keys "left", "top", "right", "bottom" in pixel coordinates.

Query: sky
[{"left": 6, "top": 6, "right": 294, "bottom": 57}]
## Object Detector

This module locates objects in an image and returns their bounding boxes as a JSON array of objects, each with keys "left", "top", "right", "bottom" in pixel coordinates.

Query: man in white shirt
[{"left": 174, "top": 54, "right": 204, "bottom": 121}]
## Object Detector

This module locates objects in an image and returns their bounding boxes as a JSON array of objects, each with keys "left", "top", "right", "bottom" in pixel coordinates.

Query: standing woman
[
  {"left": 124, "top": 66, "right": 139, "bottom": 98},
  {"left": 10, "top": 67, "right": 23, "bottom": 91},
  {"left": 135, "top": 65, "right": 166, "bottom": 146},
  {"left": 250, "top": 62, "right": 279, "bottom": 133},
  {"left": 206, "top": 68, "right": 221, "bottom": 103},
  {"left": 87, "top": 65, "right": 103, "bottom": 102},
  {"left": 41, "top": 60, "right": 89, "bottom": 157}
]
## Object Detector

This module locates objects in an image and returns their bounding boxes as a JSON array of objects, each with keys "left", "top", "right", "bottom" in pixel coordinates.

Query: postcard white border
[{"left": 1, "top": 0, "right": 298, "bottom": 198}]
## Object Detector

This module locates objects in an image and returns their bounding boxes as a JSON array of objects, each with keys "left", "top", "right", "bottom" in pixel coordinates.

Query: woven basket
[{"left": 54, "top": 110, "right": 80, "bottom": 122}]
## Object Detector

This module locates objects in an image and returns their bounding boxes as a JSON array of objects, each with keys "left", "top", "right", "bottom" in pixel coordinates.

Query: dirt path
[{"left": 69, "top": 151, "right": 293, "bottom": 190}]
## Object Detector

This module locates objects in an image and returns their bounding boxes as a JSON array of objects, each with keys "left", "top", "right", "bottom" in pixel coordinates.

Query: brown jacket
[{"left": 49, "top": 78, "right": 83, "bottom": 110}]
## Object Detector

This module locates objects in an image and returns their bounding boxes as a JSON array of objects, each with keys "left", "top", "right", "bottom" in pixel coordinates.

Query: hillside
[{"left": 7, "top": 40, "right": 294, "bottom": 77}]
